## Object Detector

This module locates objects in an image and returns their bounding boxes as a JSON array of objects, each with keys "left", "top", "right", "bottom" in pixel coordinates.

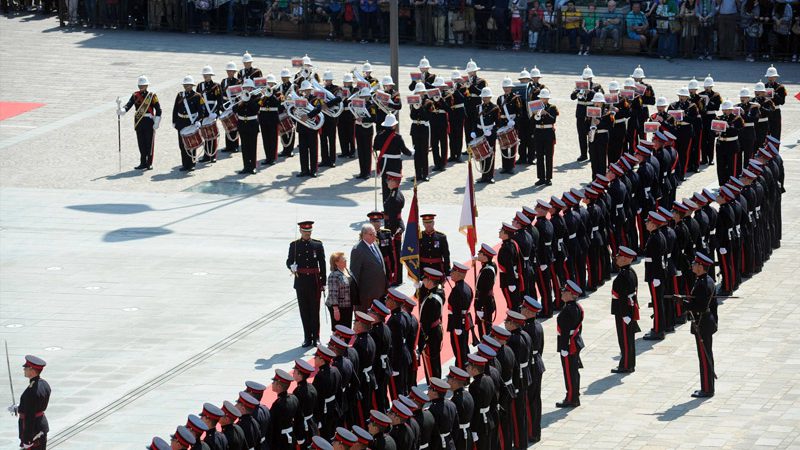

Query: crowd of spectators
[{"left": 3, "top": 0, "right": 799, "bottom": 61}]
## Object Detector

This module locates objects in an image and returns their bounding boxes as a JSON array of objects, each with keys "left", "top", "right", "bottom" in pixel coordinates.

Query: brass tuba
[
  {"left": 284, "top": 86, "right": 325, "bottom": 130},
  {"left": 311, "top": 79, "right": 343, "bottom": 118}
]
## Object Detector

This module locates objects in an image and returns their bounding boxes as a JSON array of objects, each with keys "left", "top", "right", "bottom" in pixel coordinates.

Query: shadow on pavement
[
  {"left": 103, "top": 226, "right": 173, "bottom": 242},
  {"left": 541, "top": 407, "right": 571, "bottom": 428},
  {"left": 584, "top": 372, "right": 626, "bottom": 396},
  {"left": 654, "top": 398, "right": 708, "bottom": 421},
  {"left": 254, "top": 346, "right": 310, "bottom": 371},
  {"left": 68, "top": 203, "right": 154, "bottom": 215}
]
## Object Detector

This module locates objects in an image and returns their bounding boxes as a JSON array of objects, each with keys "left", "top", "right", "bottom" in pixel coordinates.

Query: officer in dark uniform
[
  {"left": 714, "top": 101, "right": 745, "bottom": 185},
  {"left": 334, "top": 325, "right": 362, "bottom": 428},
  {"left": 369, "top": 211, "right": 398, "bottom": 286},
  {"left": 631, "top": 65, "right": 656, "bottom": 143},
  {"left": 419, "top": 268, "right": 445, "bottom": 382},
  {"left": 197, "top": 66, "right": 222, "bottom": 164},
  {"left": 533, "top": 200, "right": 556, "bottom": 316},
  {"left": 496, "top": 77, "right": 523, "bottom": 175},
  {"left": 532, "top": 89, "right": 559, "bottom": 185},
  {"left": 764, "top": 65, "right": 785, "bottom": 140},
  {"left": 584, "top": 188, "right": 607, "bottom": 292},
  {"left": 498, "top": 222, "right": 523, "bottom": 311},
  {"left": 402, "top": 298, "right": 420, "bottom": 393},
  {"left": 319, "top": 70, "right": 341, "bottom": 168},
  {"left": 715, "top": 187, "right": 738, "bottom": 295},
  {"left": 643, "top": 212, "right": 668, "bottom": 340},
  {"left": 474, "top": 244, "right": 498, "bottom": 338},
  {"left": 563, "top": 192, "right": 588, "bottom": 291},
  {"left": 287, "top": 220, "right": 327, "bottom": 347},
  {"left": 429, "top": 79, "right": 451, "bottom": 172},
  {"left": 669, "top": 88, "right": 700, "bottom": 181},
  {"left": 446, "top": 71, "right": 467, "bottom": 163},
  {"left": 466, "top": 354, "right": 495, "bottom": 450},
  {"left": 446, "top": 367, "right": 474, "bottom": 450},
  {"left": 220, "top": 62, "right": 242, "bottom": 153},
  {"left": 333, "top": 427, "right": 359, "bottom": 450},
  {"left": 234, "top": 78, "right": 262, "bottom": 174},
  {"left": 397, "top": 396, "right": 422, "bottom": 449},
  {"left": 199, "top": 403, "right": 228, "bottom": 450},
  {"left": 296, "top": 81, "right": 326, "bottom": 178},
  {"left": 385, "top": 289, "right": 412, "bottom": 399},
  {"left": 351, "top": 312, "right": 376, "bottom": 427},
  {"left": 172, "top": 75, "right": 208, "bottom": 172},
  {"left": 488, "top": 325, "right": 515, "bottom": 450},
  {"left": 269, "top": 369, "right": 299, "bottom": 450},
  {"left": 147, "top": 437, "right": 171, "bottom": 450},
  {"left": 570, "top": 66, "right": 604, "bottom": 162},
  {"left": 587, "top": 93, "right": 615, "bottom": 178},
  {"left": 171, "top": 426, "right": 197, "bottom": 450},
  {"left": 388, "top": 400, "right": 417, "bottom": 450},
  {"left": 313, "top": 346, "right": 343, "bottom": 439},
  {"left": 119, "top": 75, "right": 162, "bottom": 170},
  {"left": 420, "top": 214, "right": 451, "bottom": 275},
  {"left": 235, "top": 391, "right": 262, "bottom": 449},
  {"left": 292, "top": 358, "right": 319, "bottom": 447},
  {"left": 520, "top": 297, "right": 545, "bottom": 444},
  {"left": 257, "top": 75, "right": 283, "bottom": 166},
  {"left": 374, "top": 117, "right": 413, "bottom": 203},
  {"left": 369, "top": 300, "right": 393, "bottom": 412},
  {"left": 511, "top": 212, "right": 535, "bottom": 302},
  {"left": 606, "top": 82, "right": 630, "bottom": 164},
  {"left": 238, "top": 52, "right": 263, "bottom": 81},
  {"left": 687, "top": 78, "right": 706, "bottom": 173},
  {"left": 699, "top": 75, "right": 722, "bottom": 165},
  {"left": 473, "top": 88, "right": 500, "bottom": 184},
  {"left": 328, "top": 336, "right": 355, "bottom": 431},
  {"left": 185, "top": 414, "right": 211, "bottom": 450},
  {"left": 463, "top": 61, "right": 487, "bottom": 149},
  {"left": 367, "top": 410, "right": 397, "bottom": 450},
  {"left": 504, "top": 310, "right": 532, "bottom": 449},
  {"left": 220, "top": 401, "right": 246, "bottom": 450},
  {"left": 685, "top": 252, "right": 717, "bottom": 398},
  {"left": 408, "top": 387, "right": 435, "bottom": 450},
  {"left": 556, "top": 280, "right": 585, "bottom": 408},
  {"left": 383, "top": 172, "right": 406, "bottom": 286},
  {"left": 427, "top": 378, "right": 457, "bottom": 450},
  {"left": 13, "top": 355, "right": 50, "bottom": 450},
  {"left": 447, "top": 262, "right": 474, "bottom": 368},
  {"left": 610, "top": 246, "right": 640, "bottom": 373},
  {"left": 549, "top": 196, "right": 572, "bottom": 309},
  {"left": 409, "top": 84, "right": 435, "bottom": 182},
  {"left": 244, "top": 381, "right": 271, "bottom": 449}
]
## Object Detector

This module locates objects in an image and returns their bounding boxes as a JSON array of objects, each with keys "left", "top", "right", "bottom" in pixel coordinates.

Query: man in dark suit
[{"left": 350, "top": 223, "right": 388, "bottom": 311}]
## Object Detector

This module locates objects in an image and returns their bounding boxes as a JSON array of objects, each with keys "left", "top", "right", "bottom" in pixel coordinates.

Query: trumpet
[
  {"left": 284, "top": 86, "right": 325, "bottom": 131},
  {"left": 222, "top": 86, "right": 270, "bottom": 111},
  {"left": 311, "top": 79, "right": 344, "bottom": 118}
]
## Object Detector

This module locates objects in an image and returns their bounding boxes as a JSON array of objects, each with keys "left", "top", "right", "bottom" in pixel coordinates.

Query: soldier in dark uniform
[
  {"left": 172, "top": 75, "right": 208, "bottom": 172},
  {"left": 735, "top": 88, "right": 760, "bottom": 168},
  {"left": 447, "top": 262, "right": 474, "bottom": 368},
  {"left": 329, "top": 336, "right": 355, "bottom": 432},
  {"left": 570, "top": 66, "right": 604, "bottom": 162},
  {"left": 171, "top": 426, "right": 197, "bottom": 450},
  {"left": 270, "top": 370, "right": 299, "bottom": 449},
  {"left": 474, "top": 244, "right": 498, "bottom": 338},
  {"left": 563, "top": 192, "right": 588, "bottom": 291},
  {"left": 699, "top": 75, "right": 722, "bottom": 165},
  {"left": 402, "top": 298, "right": 420, "bottom": 393},
  {"left": 147, "top": 437, "right": 171, "bottom": 450},
  {"left": 220, "top": 401, "right": 246, "bottom": 450},
  {"left": 610, "top": 246, "right": 640, "bottom": 373},
  {"left": 587, "top": 93, "right": 615, "bottom": 178},
  {"left": 244, "top": 381, "right": 271, "bottom": 449},
  {"left": 292, "top": 358, "right": 319, "bottom": 447},
  {"left": 533, "top": 200, "right": 555, "bottom": 317},
  {"left": 385, "top": 289, "right": 412, "bottom": 399},
  {"left": 419, "top": 268, "right": 445, "bottom": 382},
  {"left": 118, "top": 75, "right": 162, "bottom": 170},
  {"left": 687, "top": 78, "right": 706, "bottom": 173},
  {"left": 238, "top": 52, "right": 263, "bottom": 81},
  {"left": 643, "top": 212, "right": 668, "bottom": 340},
  {"left": 185, "top": 414, "right": 211, "bottom": 450},
  {"left": 369, "top": 211, "right": 398, "bottom": 285},
  {"left": 496, "top": 78, "right": 523, "bottom": 175},
  {"left": 235, "top": 391, "right": 262, "bottom": 449},
  {"left": 14, "top": 355, "right": 50, "bottom": 450},
  {"left": 446, "top": 367, "right": 474, "bottom": 450},
  {"left": 420, "top": 214, "right": 451, "bottom": 275},
  {"left": 497, "top": 222, "right": 523, "bottom": 311},
  {"left": 233, "top": 78, "right": 262, "bottom": 175},
  {"left": 258, "top": 75, "right": 283, "bottom": 166},
  {"left": 607, "top": 164, "right": 631, "bottom": 256},
  {"left": 409, "top": 83, "right": 434, "bottom": 182},
  {"left": 606, "top": 82, "right": 630, "bottom": 164},
  {"left": 446, "top": 71, "right": 467, "bottom": 163},
  {"left": 333, "top": 428, "right": 359, "bottom": 449},
  {"left": 287, "top": 220, "right": 327, "bottom": 347},
  {"left": 383, "top": 172, "right": 406, "bottom": 286},
  {"left": 277, "top": 68, "right": 297, "bottom": 158},
  {"left": 408, "top": 387, "right": 435, "bottom": 450},
  {"left": 296, "top": 81, "right": 326, "bottom": 178},
  {"left": 311, "top": 436, "right": 334, "bottom": 450},
  {"left": 584, "top": 188, "right": 607, "bottom": 292},
  {"left": 351, "top": 312, "right": 376, "bottom": 427},
  {"left": 375, "top": 117, "right": 413, "bottom": 204},
  {"left": 409, "top": 57, "right": 437, "bottom": 91},
  {"left": 670, "top": 88, "right": 701, "bottom": 181},
  {"left": 199, "top": 403, "right": 228, "bottom": 450},
  {"left": 532, "top": 89, "right": 559, "bottom": 185},
  {"left": 764, "top": 65, "right": 786, "bottom": 140},
  {"left": 504, "top": 311, "right": 532, "bottom": 449},
  {"left": 337, "top": 74, "right": 356, "bottom": 159},
  {"left": 397, "top": 396, "right": 422, "bottom": 449},
  {"left": 220, "top": 62, "right": 241, "bottom": 153},
  {"left": 520, "top": 297, "right": 545, "bottom": 444},
  {"left": 715, "top": 187, "right": 738, "bottom": 296},
  {"left": 488, "top": 325, "right": 516, "bottom": 450},
  {"left": 472, "top": 88, "right": 500, "bottom": 184},
  {"left": 476, "top": 341, "right": 503, "bottom": 446},
  {"left": 313, "top": 345, "right": 343, "bottom": 440},
  {"left": 388, "top": 401, "right": 417, "bottom": 450},
  {"left": 427, "top": 378, "right": 457, "bottom": 450},
  {"left": 657, "top": 206, "right": 678, "bottom": 333},
  {"left": 511, "top": 212, "right": 536, "bottom": 303},
  {"left": 352, "top": 426, "right": 373, "bottom": 450},
  {"left": 197, "top": 65, "right": 222, "bottom": 164},
  {"left": 463, "top": 61, "right": 487, "bottom": 150},
  {"left": 429, "top": 79, "right": 451, "bottom": 172},
  {"left": 367, "top": 410, "right": 397, "bottom": 450},
  {"left": 630, "top": 65, "right": 656, "bottom": 143},
  {"left": 319, "top": 70, "right": 341, "bottom": 168},
  {"left": 354, "top": 88, "right": 379, "bottom": 180},
  {"left": 466, "top": 354, "right": 495, "bottom": 450},
  {"left": 714, "top": 101, "right": 746, "bottom": 185},
  {"left": 369, "top": 300, "right": 393, "bottom": 412},
  {"left": 549, "top": 197, "right": 572, "bottom": 310},
  {"left": 556, "top": 280, "right": 585, "bottom": 408},
  {"left": 685, "top": 252, "right": 717, "bottom": 398}
]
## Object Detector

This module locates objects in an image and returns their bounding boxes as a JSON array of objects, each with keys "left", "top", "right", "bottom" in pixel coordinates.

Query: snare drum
[
  {"left": 468, "top": 136, "right": 492, "bottom": 161},
  {"left": 278, "top": 112, "right": 294, "bottom": 136},
  {"left": 219, "top": 109, "right": 238, "bottom": 133},
  {"left": 180, "top": 124, "right": 203, "bottom": 150},
  {"left": 199, "top": 117, "right": 220, "bottom": 141},
  {"left": 497, "top": 125, "right": 519, "bottom": 150}
]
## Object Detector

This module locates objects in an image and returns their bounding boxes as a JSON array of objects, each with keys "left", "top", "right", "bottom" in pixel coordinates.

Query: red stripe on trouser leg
[
  {"left": 498, "top": 423, "right": 505, "bottom": 450},
  {"left": 511, "top": 399, "right": 520, "bottom": 447},
  {"left": 733, "top": 152, "right": 739, "bottom": 177},
  {"left": 636, "top": 214, "right": 645, "bottom": 248},
  {"left": 621, "top": 320, "right": 629, "bottom": 369},
  {"left": 720, "top": 253, "right": 731, "bottom": 291},
  {"left": 526, "top": 400, "right": 533, "bottom": 436},
  {"left": 388, "top": 375, "right": 397, "bottom": 400},
  {"left": 650, "top": 282, "right": 660, "bottom": 333},
  {"left": 697, "top": 129, "right": 703, "bottom": 165},
  {"left": 563, "top": 261, "right": 571, "bottom": 280},
  {"left": 673, "top": 277, "right": 682, "bottom": 316},
  {"left": 696, "top": 333, "right": 710, "bottom": 392},
  {"left": 356, "top": 402, "right": 364, "bottom": 428},
  {"left": 371, "top": 391, "right": 378, "bottom": 410},
  {"left": 684, "top": 137, "right": 693, "bottom": 174},
  {"left": 453, "top": 332, "right": 462, "bottom": 367},
  {"left": 423, "top": 348, "right": 432, "bottom": 384},
  {"left": 550, "top": 266, "right": 562, "bottom": 304},
  {"left": 563, "top": 355, "right": 573, "bottom": 402},
  {"left": 150, "top": 130, "right": 156, "bottom": 165}
]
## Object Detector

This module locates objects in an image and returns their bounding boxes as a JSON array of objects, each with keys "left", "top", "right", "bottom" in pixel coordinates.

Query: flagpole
[{"left": 468, "top": 151, "right": 480, "bottom": 346}]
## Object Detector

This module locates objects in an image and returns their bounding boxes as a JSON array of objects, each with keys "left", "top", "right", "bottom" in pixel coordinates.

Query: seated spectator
[
  {"left": 562, "top": 0, "right": 590, "bottom": 54},
  {"left": 583, "top": 2, "right": 598, "bottom": 53},
  {"left": 528, "top": 0, "right": 545, "bottom": 50},
  {"left": 540, "top": 1, "right": 558, "bottom": 51},
  {"left": 626, "top": 1, "right": 656, "bottom": 52},
  {"left": 290, "top": 0, "right": 304, "bottom": 24},
  {"left": 596, "top": 0, "right": 623, "bottom": 50},
  {"left": 679, "top": 0, "right": 698, "bottom": 58}
]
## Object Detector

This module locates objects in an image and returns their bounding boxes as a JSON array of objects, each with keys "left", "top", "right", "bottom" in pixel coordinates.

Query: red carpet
[{"left": 0, "top": 102, "right": 45, "bottom": 121}]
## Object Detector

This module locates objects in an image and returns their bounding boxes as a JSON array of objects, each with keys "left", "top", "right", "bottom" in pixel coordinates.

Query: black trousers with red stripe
[
  {"left": 715, "top": 140, "right": 740, "bottom": 185},
  {"left": 298, "top": 125, "right": 319, "bottom": 175},
  {"left": 431, "top": 119, "right": 448, "bottom": 170},
  {"left": 337, "top": 115, "right": 356, "bottom": 157},
  {"left": 648, "top": 280, "right": 665, "bottom": 335},
  {"left": 534, "top": 129, "right": 555, "bottom": 182},
  {"left": 535, "top": 265, "right": 554, "bottom": 318},
  {"left": 320, "top": 117, "right": 338, "bottom": 165},
  {"left": 450, "top": 329, "right": 469, "bottom": 369},
  {"left": 614, "top": 316, "right": 637, "bottom": 370},
  {"left": 496, "top": 396, "right": 513, "bottom": 450},
  {"left": 674, "top": 124, "right": 693, "bottom": 181},
  {"left": 694, "top": 328, "right": 714, "bottom": 393},
  {"left": 560, "top": 352, "right": 581, "bottom": 403},
  {"left": 259, "top": 112, "right": 279, "bottom": 164},
  {"left": 356, "top": 125, "right": 374, "bottom": 177},
  {"left": 718, "top": 246, "right": 735, "bottom": 293},
  {"left": 512, "top": 389, "right": 528, "bottom": 449},
  {"left": 135, "top": 118, "right": 155, "bottom": 167},
  {"left": 527, "top": 370, "right": 543, "bottom": 442}
]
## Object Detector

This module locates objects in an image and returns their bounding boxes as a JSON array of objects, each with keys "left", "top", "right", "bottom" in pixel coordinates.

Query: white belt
[
  {"left": 557, "top": 238, "right": 564, "bottom": 247},
  {"left": 479, "top": 406, "right": 490, "bottom": 423},
  {"left": 644, "top": 187, "right": 651, "bottom": 194},
  {"left": 644, "top": 257, "right": 653, "bottom": 262},
  {"left": 359, "top": 123, "right": 373, "bottom": 129},
  {"left": 756, "top": 206, "right": 761, "bottom": 212},
  {"left": 237, "top": 115, "right": 258, "bottom": 121},
  {"left": 706, "top": 111, "right": 717, "bottom": 115},
  {"left": 758, "top": 118, "right": 769, "bottom": 122},
  {"left": 595, "top": 129, "right": 609, "bottom": 134},
  {"left": 420, "top": 445, "right": 429, "bottom": 450},
  {"left": 433, "top": 109, "right": 447, "bottom": 113},
  {"left": 743, "top": 123, "right": 754, "bottom": 127},
  {"left": 451, "top": 104, "right": 465, "bottom": 109},
  {"left": 616, "top": 118, "right": 629, "bottom": 124},
  {"left": 440, "top": 432, "right": 451, "bottom": 447},
  {"left": 578, "top": 101, "right": 593, "bottom": 106},
  {"left": 142, "top": 113, "right": 154, "bottom": 119},
  {"left": 568, "top": 233, "right": 577, "bottom": 239},
  {"left": 718, "top": 136, "right": 738, "bottom": 142},
  {"left": 709, "top": 230, "right": 716, "bottom": 236},
  {"left": 532, "top": 350, "right": 539, "bottom": 356},
  {"left": 616, "top": 204, "right": 624, "bottom": 209},
  {"left": 523, "top": 256, "right": 530, "bottom": 261},
  {"left": 459, "top": 423, "right": 470, "bottom": 429},
  {"left": 520, "top": 361, "right": 529, "bottom": 369},
  {"left": 412, "top": 120, "right": 430, "bottom": 126},
  {"left": 260, "top": 107, "right": 279, "bottom": 112},
  {"left": 666, "top": 253, "right": 672, "bottom": 258},
  {"left": 383, "top": 154, "right": 402, "bottom": 159},
  {"left": 362, "top": 365, "right": 373, "bottom": 376},
  {"left": 380, "top": 354, "right": 389, "bottom": 368},
  {"left": 544, "top": 242, "right": 552, "bottom": 246},
  {"left": 662, "top": 172, "right": 667, "bottom": 177},
  {"left": 178, "top": 113, "right": 193, "bottom": 118},
  {"left": 591, "top": 226, "right": 599, "bottom": 232},
  {"left": 504, "top": 379, "right": 513, "bottom": 386},
  {"left": 281, "top": 427, "right": 293, "bottom": 443},
  {"left": 503, "top": 114, "right": 517, "bottom": 119},
  {"left": 677, "top": 121, "right": 690, "bottom": 126},
  {"left": 535, "top": 124, "right": 554, "bottom": 129},
  {"left": 323, "top": 395, "right": 336, "bottom": 414},
  {"left": 676, "top": 270, "right": 683, "bottom": 276}
]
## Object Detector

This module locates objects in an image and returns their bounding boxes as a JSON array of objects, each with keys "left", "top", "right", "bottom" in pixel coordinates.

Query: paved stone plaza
[{"left": 1, "top": 15, "right": 800, "bottom": 449}]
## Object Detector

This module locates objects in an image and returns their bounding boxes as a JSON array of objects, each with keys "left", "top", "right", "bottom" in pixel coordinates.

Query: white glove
[
  {"left": 509, "top": 285, "right": 516, "bottom": 292},
  {"left": 539, "top": 264, "right": 548, "bottom": 271},
  {"left": 470, "top": 132, "right": 477, "bottom": 139},
  {"left": 413, "top": 281, "right": 421, "bottom": 289},
  {"left": 560, "top": 350, "right": 569, "bottom": 357},
  {"left": 652, "top": 279, "right": 661, "bottom": 287},
  {"left": 116, "top": 108, "right": 126, "bottom": 117},
  {"left": 242, "top": 91, "right": 251, "bottom": 101},
  {"left": 392, "top": 371, "right": 399, "bottom": 376},
  {"left": 508, "top": 120, "right": 515, "bottom": 128},
  {"left": 623, "top": 316, "right": 632, "bottom": 325},
  {"left": 7, "top": 404, "right": 17, "bottom": 414},
  {"left": 472, "top": 432, "right": 479, "bottom": 442},
  {"left": 290, "top": 263, "right": 298, "bottom": 272},
  {"left": 484, "top": 129, "right": 492, "bottom": 137},
  {"left": 719, "top": 247, "right": 727, "bottom": 255},
  {"left": 409, "top": 149, "right": 415, "bottom": 156},
  {"left": 455, "top": 329, "right": 463, "bottom": 335},
  {"left": 476, "top": 311, "right": 484, "bottom": 319},
  {"left": 209, "top": 113, "right": 218, "bottom": 120},
  {"left": 153, "top": 116, "right": 161, "bottom": 130}
]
